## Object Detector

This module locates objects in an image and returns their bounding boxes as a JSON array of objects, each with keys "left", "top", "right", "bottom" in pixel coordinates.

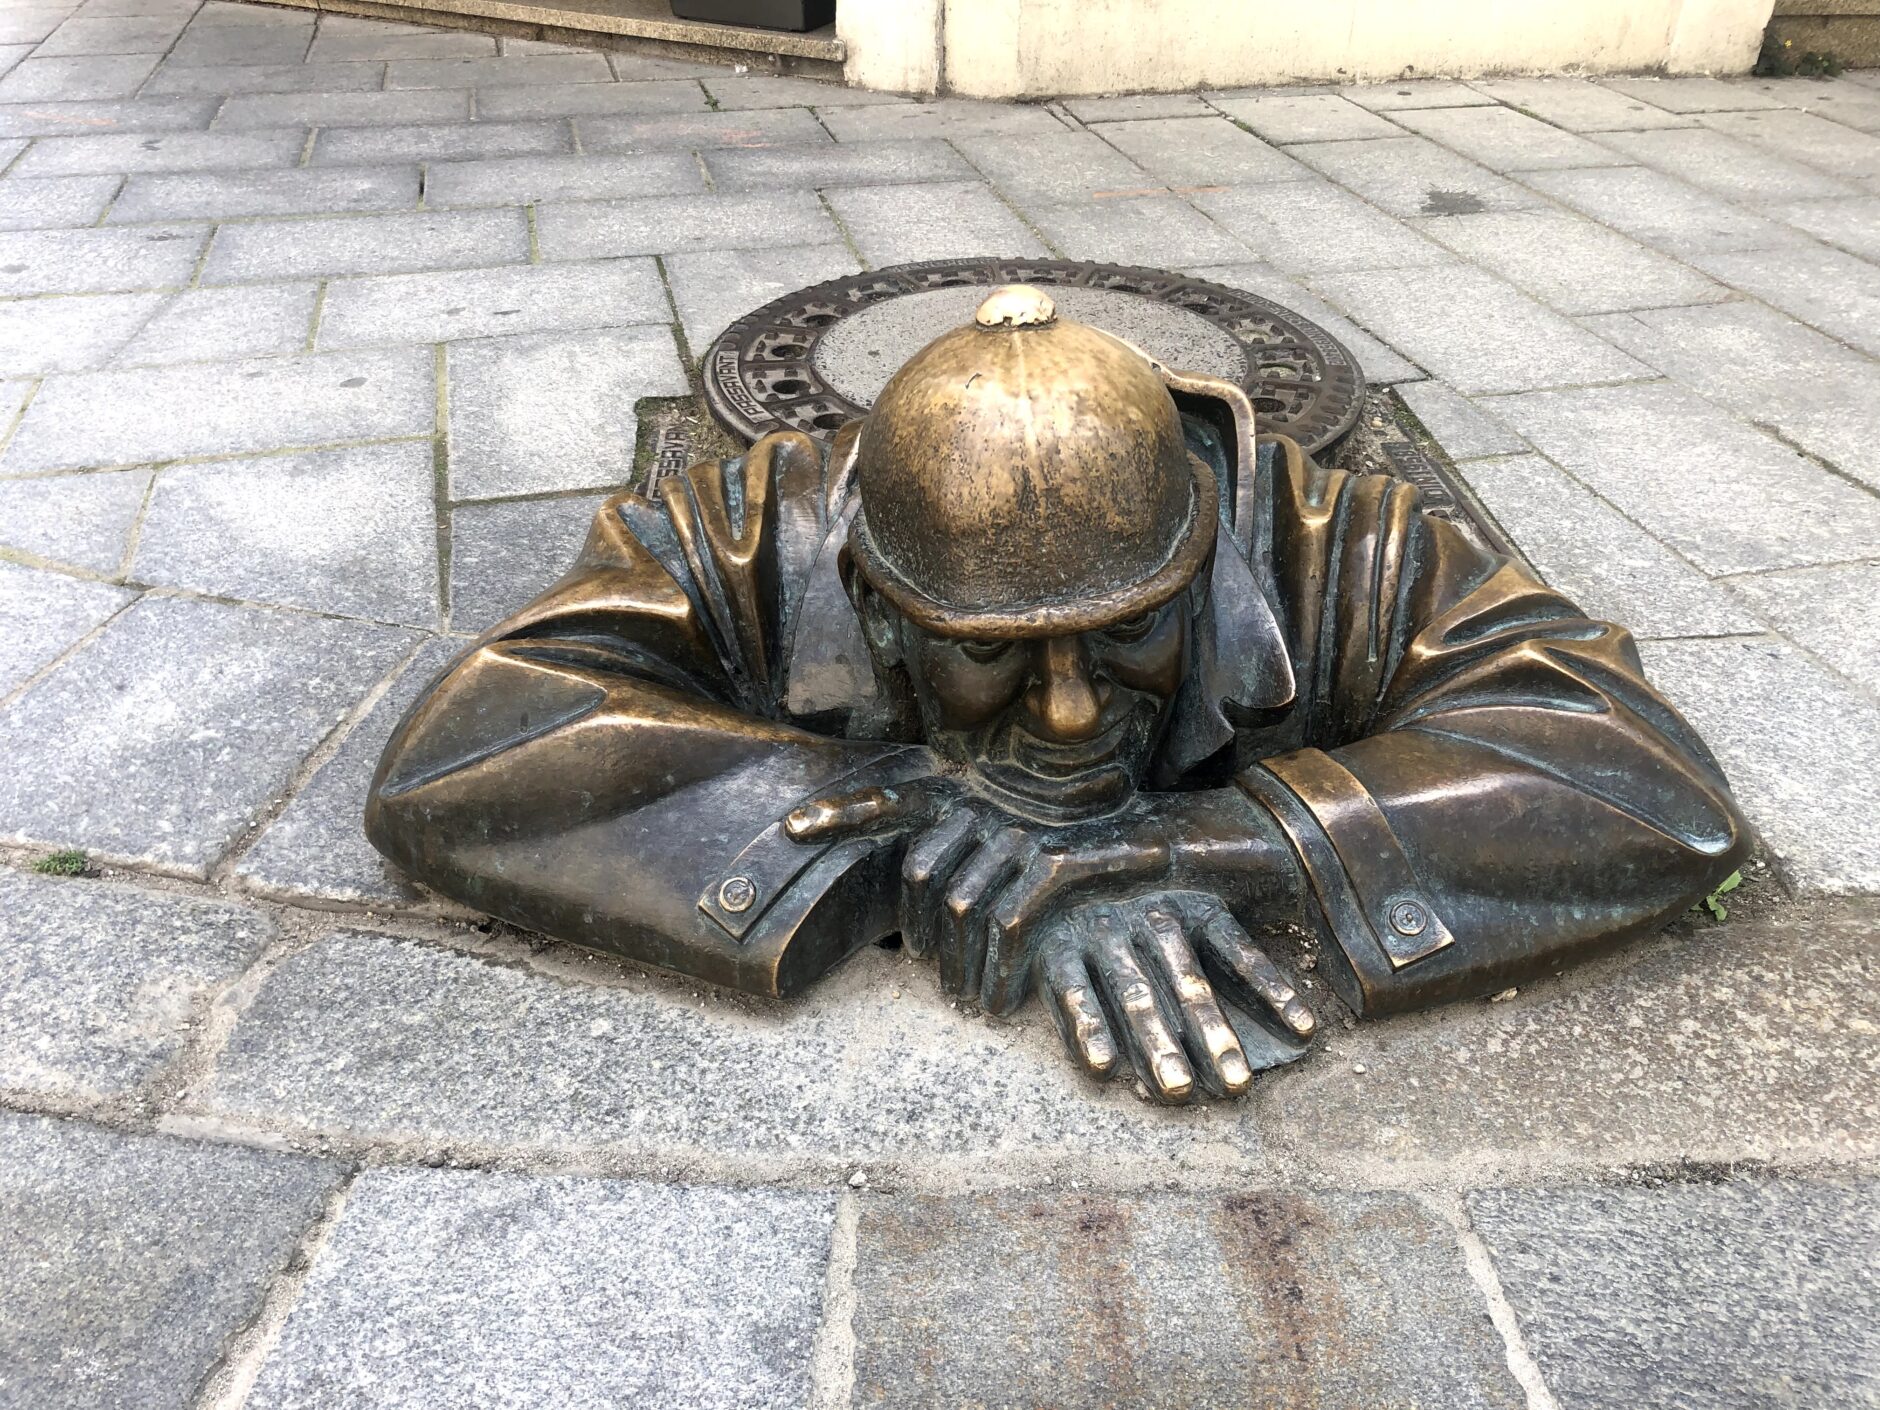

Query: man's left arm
[{"left": 1237, "top": 470, "right": 1751, "bottom": 1017}]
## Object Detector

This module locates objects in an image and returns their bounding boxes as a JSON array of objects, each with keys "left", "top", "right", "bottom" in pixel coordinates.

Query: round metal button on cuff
[
  {"left": 1388, "top": 900, "right": 1428, "bottom": 938},
  {"left": 718, "top": 876, "right": 758, "bottom": 914}
]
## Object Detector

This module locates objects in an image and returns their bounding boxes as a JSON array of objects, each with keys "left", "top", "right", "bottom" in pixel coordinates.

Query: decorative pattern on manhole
[{"left": 700, "top": 258, "right": 1365, "bottom": 455}]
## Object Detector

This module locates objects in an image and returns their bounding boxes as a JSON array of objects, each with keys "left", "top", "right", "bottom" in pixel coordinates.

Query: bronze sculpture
[{"left": 366, "top": 286, "right": 1749, "bottom": 1104}]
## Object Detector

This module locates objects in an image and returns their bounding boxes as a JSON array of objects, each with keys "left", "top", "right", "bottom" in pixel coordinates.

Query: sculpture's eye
[
  {"left": 959, "top": 638, "right": 1013, "bottom": 663},
  {"left": 1101, "top": 611, "right": 1158, "bottom": 645}
]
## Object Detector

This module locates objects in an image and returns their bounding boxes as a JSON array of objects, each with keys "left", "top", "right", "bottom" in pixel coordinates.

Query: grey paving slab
[
  {"left": 244, "top": 1167, "right": 833, "bottom": 1410},
  {"left": 1287, "top": 135, "right": 1548, "bottom": 217},
  {"left": 0, "top": 871, "right": 273, "bottom": 1100},
  {"left": 1261, "top": 896, "right": 1879, "bottom": 1168},
  {"left": 577, "top": 105, "right": 829, "bottom": 153},
  {"left": 307, "top": 19, "right": 494, "bottom": 62},
  {"left": 1307, "top": 264, "right": 1649, "bottom": 396},
  {"left": 116, "top": 282, "right": 317, "bottom": 365},
  {"left": 183, "top": 926, "right": 1265, "bottom": 1165},
  {"left": 1412, "top": 209, "right": 1726, "bottom": 315},
  {"left": 1698, "top": 108, "right": 1880, "bottom": 183},
  {"left": 1062, "top": 92, "right": 1213, "bottom": 123},
  {"left": 1341, "top": 79, "right": 1495, "bottom": 112},
  {"left": 0, "top": 1113, "right": 340, "bottom": 1410},
  {"left": 34, "top": 12, "right": 183, "bottom": 55},
  {"left": 0, "top": 44, "right": 30, "bottom": 80},
  {"left": 1390, "top": 104, "right": 1625, "bottom": 172},
  {"left": 0, "top": 594, "right": 416, "bottom": 871},
  {"left": 1191, "top": 179, "right": 1451, "bottom": 274},
  {"left": 0, "top": 94, "right": 217, "bottom": 137},
  {"left": 319, "top": 257, "right": 667, "bottom": 350},
  {"left": 1459, "top": 453, "right": 1746, "bottom": 638},
  {"left": 1489, "top": 380, "right": 1880, "bottom": 576},
  {"left": 1598, "top": 74, "right": 1787, "bottom": 114},
  {"left": 214, "top": 86, "right": 469, "bottom": 130},
  {"left": 108, "top": 164, "right": 420, "bottom": 222},
  {"left": 446, "top": 326, "right": 686, "bottom": 499},
  {"left": 1184, "top": 260, "right": 1422, "bottom": 382},
  {"left": 0, "top": 466, "right": 148, "bottom": 573},
  {"left": 0, "top": 52, "right": 157, "bottom": 101},
  {"left": 1467, "top": 77, "right": 1700, "bottom": 132},
  {"left": 384, "top": 52, "right": 611, "bottom": 88},
  {"left": 1095, "top": 114, "right": 1306, "bottom": 187},
  {"left": 1727, "top": 562, "right": 1880, "bottom": 698},
  {"left": 201, "top": 208, "right": 528, "bottom": 284},
  {"left": 851, "top": 1189, "right": 1524, "bottom": 1409},
  {"left": 950, "top": 129, "right": 1158, "bottom": 205},
  {"left": 0, "top": 344, "right": 434, "bottom": 473},
  {"left": 1394, "top": 378, "right": 1531, "bottom": 460},
  {"left": 815, "top": 97, "right": 1068, "bottom": 142},
  {"left": 423, "top": 150, "right": 700, "bottom": 206},
  {"left": 0, "top": 561, "right": 132, "bottom": 695},
  {"left": 471, "top": 77, "right": 708, "bottom": 119},
  {"left": 1586, "top": 299, "right": 1880, "bottom": 493},
  {"left": 534, "top": 188, "right": 836, "bottom": 260},
  {"left": 132, "top": 442, "right": 440, "bottom": 626},
  {"left": 143, "top": 57, "right": 385, "bottom": 95},
  {"left": 0, "top": 289, "right": 165, "bottom": 374},
  {"left": 703, "top": 138, "right": 975, "bottom": 192},
  {"left": 663, "top": 241, "right": 859, "bottom": 353},
  {"left": 234, "top": 635, "right": 461, "bottom": 906},
  {"left": 33, "top": 12, "right": 184, "bottom": 54},
  {"left": 697, "top": 72, "right": 904, "bottom": 110},
  {"left": 1688, "top": 242, "right": 1880, "bottom": 359},
  {"left": 1027, "top": 193, "right": 1251, "bottom": 267},
  {"left": 163, "top": 22, "right": 310, "bottom": 67},
  {"left": 1471, "top": 1177, "right": 1880, "bottom": 1409},
  {"left": 1768, "top": 195, "right": 1880, "bottom": 262},
  {"left": 605, "top": 49, "right": 725, "bottom": 79},
  {"left": 1520, "top": 165, "right": 1812, "bottom": 258},
  {"left": 824, "top": 178, "right": 1048, "bottom": 266},
  {"left": 0, "top": 173, "right": 119, "bottom": 230},
  {"left": 312, "top": 117, "right": 570, "bottom": 166},
  {"left": 0, "top": 223, "right": 205, "bottom": 295},
  {"left": 14, "top": 126, "right": 306, "bottom": 175},
  {"left": 0, "top": 11, "right": 67, "bottom": 45},
  {"left": 1210, "top": 93, "right": 1402, "bottom": 144},
  {"left": 447, "top": 490, "right": 607, "bottom": 632},
  {"left": 1593, "top": 125, "right": 1860, "bottom": 201}
]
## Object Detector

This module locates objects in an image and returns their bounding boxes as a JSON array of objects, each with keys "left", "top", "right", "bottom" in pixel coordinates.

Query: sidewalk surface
[{"left": 1, "top": 2, "right": 1878, "bottom": 1405}]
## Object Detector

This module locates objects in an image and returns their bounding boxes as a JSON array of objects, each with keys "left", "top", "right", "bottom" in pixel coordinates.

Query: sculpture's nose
[{"left": 1030, "top": 636, "right": 1104, "bottom": 742}]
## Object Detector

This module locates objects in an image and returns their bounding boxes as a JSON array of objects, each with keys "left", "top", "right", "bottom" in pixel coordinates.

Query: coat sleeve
[
  {"left": 364, "top": 430, "right": 926, "bottom": 998},
  {"left": 1236, "top": 437, "right": 1751, "bottom": 1016}
]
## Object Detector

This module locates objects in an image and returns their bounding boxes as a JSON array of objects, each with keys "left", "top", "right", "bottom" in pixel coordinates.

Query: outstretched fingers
[
  {"left": 1142, "top": 908, "right": 1252, "bottom": 1097},
  {"left": 1089, "top": 909, "right": 1195, "bottom": 1104},
  {"left": 1039, "top": 936, "right": 1118, "bottom": 1079},
  {"left": 938, "top": 827, "right": 1030, "bottom": 996},
  {"left": 1196, "top": 906, "right": 1316, "bottom": 1039}
]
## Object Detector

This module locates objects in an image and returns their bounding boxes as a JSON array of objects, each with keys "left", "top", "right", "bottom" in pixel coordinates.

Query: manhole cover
[{"left": 701, "top": 258, "right": 1365, "bottom": 455}]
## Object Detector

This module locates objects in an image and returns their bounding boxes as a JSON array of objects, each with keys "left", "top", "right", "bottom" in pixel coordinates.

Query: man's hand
[
  {"left": 785, "top": 777, "right": 1180, "bottom": 1013},
  {"left": 1035, "top": 892, "right": 1316, "bottom": 1104}
]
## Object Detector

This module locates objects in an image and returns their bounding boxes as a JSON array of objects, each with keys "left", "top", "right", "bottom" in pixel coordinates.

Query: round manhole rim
[{"left": 699, "top": 257, "right": 1366, "bottom": 455}]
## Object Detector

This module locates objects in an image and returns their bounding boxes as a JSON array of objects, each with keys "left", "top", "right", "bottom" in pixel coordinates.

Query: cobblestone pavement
[{"left": 2, "top": 1, "right": 1879, "bottom": 1404}]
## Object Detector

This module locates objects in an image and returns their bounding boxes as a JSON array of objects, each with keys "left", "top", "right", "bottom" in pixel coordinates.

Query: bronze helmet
[{"left": 848, "top": 285, "right": 1219, "bottom": 638}]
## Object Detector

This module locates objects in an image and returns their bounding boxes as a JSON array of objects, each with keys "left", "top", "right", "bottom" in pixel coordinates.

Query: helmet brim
[{"left": 848, "top": 453, "right": 1219, "bottom": 639}]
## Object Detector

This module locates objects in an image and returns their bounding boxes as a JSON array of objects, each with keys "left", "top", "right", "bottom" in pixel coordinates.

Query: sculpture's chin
[{"left": 964, "top": 713, "right": 1157, "bottom": 824}]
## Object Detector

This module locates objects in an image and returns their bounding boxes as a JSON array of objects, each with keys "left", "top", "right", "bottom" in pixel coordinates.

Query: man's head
[{"left": 844, "top": 287, "right": 1217, "bottom": 823}]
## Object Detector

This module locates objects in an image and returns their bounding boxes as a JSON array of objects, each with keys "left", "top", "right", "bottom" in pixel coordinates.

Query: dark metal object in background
[
  {"left": 369, "top": 287, "right": 1750, "bottom": 1105},
  {"left": 669, "top": 0, "right": 834, "bottom": 33},
  {"left": 702, "top": 258, "right": 1366, "bottom": 456}
]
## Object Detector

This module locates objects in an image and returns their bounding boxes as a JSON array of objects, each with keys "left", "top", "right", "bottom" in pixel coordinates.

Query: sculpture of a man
[{"left": 366, "top": 287, "right": 1748, "bottom": 1103}]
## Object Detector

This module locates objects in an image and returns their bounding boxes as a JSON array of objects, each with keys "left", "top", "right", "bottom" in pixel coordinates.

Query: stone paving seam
[
  {"left": 213, "top": 629, "right": 439, "bottom": 888},
  {"left": 1429, "top": 1190, "right": 1566, "bottom": 1410},
  {"left": 805, "top": 1187, "right": 861, "bottom": 1410},
  {"left": 189, "top": 1170, "right": 360, "bottom": 1410},
  {"left": 0, "top": 577, "right": 139, "bottom": 713}
]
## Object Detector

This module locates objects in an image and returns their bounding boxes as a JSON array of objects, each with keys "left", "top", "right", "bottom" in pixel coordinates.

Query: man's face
[{"left": 887, "top": 593, "right": 1194, "bottom": 823}]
